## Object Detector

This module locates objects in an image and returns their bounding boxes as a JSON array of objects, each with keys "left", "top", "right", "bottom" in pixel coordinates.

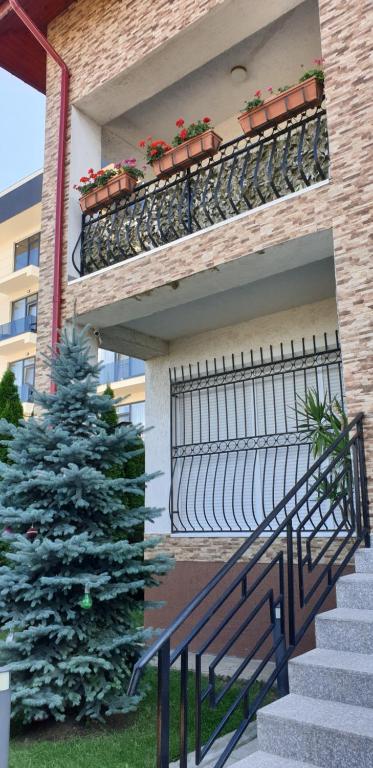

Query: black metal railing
[
  {"left": 170, "top": 333, "right": 343, "bottom": 534},
  {"left": 128, "top": 413, "right": 369, "bottom": 768},
  {"left": 73, "top": 106, "right": 328, "bottom": 277}
]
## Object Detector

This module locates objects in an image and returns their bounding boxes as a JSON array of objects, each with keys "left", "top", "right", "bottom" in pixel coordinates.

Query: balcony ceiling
[
  {"left": 77, "top": 230, "right": 335, "bottom": 359},
  {"left": 101, "top": 0, "right": 321, "bottom": 165},
  {"left": 0, "top": 1, "right": 73, "bottom": 92}
]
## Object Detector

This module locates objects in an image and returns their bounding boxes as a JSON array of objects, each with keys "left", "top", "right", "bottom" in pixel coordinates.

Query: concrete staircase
[{"left": 233, "top": 547, "right": 373, "bottom": 768}]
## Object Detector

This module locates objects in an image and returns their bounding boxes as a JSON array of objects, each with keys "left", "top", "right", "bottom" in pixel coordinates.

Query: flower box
[
  {"left": 79, "top": 171, "right": 138, "bottom": 214},
  {"left": 238, "top": 76, "right": 324, "bottom": 137},
  {"left": 151, "top": 130, "right": 222, "bottom": 179}
]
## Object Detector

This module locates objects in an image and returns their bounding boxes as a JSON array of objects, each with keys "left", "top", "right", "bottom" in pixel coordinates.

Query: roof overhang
[{"left": 0, "top": 1, "right": 72, "bottom": 92}]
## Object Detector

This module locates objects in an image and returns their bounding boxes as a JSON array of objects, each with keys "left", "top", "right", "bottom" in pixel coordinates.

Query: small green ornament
[{"left": 79, "top": 586, "right": 93, "bottom": 610}]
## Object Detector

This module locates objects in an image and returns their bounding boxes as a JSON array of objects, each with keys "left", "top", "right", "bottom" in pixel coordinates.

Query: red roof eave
[{"left": 0, "top": 0, "right": 73, "bottom": 92}]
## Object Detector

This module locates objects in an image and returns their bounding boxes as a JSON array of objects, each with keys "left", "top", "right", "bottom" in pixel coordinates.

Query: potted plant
[
  {"left": 238, "top": 60, "right": 325, "bottom": 138},
  {"left": 74, "top": 159, "right": 144, "bottom": 214},
  {"left": 140, "top": 118, "right": 222, "bottom": 179}
]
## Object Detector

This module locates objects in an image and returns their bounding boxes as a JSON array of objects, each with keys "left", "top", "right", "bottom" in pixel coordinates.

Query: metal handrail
[{"left": 128, "top": 413, "right": 369, "bottom": 768}]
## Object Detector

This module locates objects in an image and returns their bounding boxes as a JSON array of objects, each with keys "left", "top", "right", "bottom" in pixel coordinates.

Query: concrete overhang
[
  {"left": 0, "top": 332, "right": 37, "bottom": 357},
  {"left": 76, "top": 229, "right": 335, "bottom": 359},
  {"left": 0, "top": 266, "right": 39, "bottom": 299},
  {"left": 77, "top": 0, "right": 309, "bottom": 126}
]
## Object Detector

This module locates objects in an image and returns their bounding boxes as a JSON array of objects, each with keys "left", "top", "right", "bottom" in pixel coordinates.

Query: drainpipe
[{"left": 8, "top": 0, "right": 69, "bottom": 362}]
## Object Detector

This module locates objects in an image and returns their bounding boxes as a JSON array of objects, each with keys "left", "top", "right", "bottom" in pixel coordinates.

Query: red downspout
[{"left": 8, "top": 0, "right": 69, "bottom": 368}]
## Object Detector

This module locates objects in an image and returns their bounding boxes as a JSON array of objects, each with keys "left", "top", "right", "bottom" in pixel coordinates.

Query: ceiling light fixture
[{"left": 230, "top": 65, "right": 247, "bottom": 83}]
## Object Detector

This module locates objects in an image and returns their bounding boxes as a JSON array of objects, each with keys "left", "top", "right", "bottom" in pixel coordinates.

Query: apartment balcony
[
  {"left": 0, "top": 315, "right": 37, "bottom": 342},
  {"left": 98, "top": 357, "right": 145, "bottom": 385},
  {"left": 0, "top": 316, "right": 37, "bottom": 357},
  {"left": 73, "top": 107, "right": 328, "bottom": 278},
  {"left": 0, "top": 264, "right": 39, "bottom": 299}
]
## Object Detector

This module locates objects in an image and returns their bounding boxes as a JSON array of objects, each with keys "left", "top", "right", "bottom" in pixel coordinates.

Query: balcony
[
  {"left": 0, "top": 315, "right": 37, "bottom": 342},
  {"left": 99, "top": 357, "right": 145, "bottom": 385},
  {"left": 73, "top": 107, "right": 328, "bottom": 278},
  {"left": 0, "top": 264, "right": 39, "bottom": 299}
]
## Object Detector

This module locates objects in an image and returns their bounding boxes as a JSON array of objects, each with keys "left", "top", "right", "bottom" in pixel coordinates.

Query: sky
[{"left": 0, "top": 68, "right": 45, "bottom": 192}]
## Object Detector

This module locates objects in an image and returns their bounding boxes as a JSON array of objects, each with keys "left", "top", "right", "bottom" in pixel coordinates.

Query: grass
[{"left": 10, "top": 667, "right": 276, "bottom": 768}]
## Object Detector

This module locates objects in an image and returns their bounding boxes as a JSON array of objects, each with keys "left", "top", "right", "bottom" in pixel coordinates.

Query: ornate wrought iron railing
[
  {"left": 170, "top": 332, "right": 343, "bottom": 534},
  {"left": 128, "top": 413, "right": 369, "bottom": 768},
  {"left": 73, "top": 107, "right": 328, "bottom": 277}
]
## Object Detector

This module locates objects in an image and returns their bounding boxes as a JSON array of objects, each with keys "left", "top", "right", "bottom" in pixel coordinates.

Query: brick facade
[{"left": 36, "top": 0, "right": 373, "bottom": 529}]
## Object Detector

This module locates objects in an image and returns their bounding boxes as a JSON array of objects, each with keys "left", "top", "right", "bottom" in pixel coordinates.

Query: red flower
[
  {"left": 150, "top": 149, "right": 158, "bottom": 157},
  {"left": 179, "top": 129, "right": 187, "bottom": 140},
  {"left": 80, "top": 176, "right": 89, "bottom": 183},
  {"left": 202, "top": 117, "right": 211, "bottom": 123},
  {"left": 254, "top": 89, "right": 262, "bottom": 98},
  {"left": 138, "top": 140, "right": 146, "bottom": 148},
  {"left": 176, "top": 118, "right": 184, "bottom": 128},
  {"left": 96, "top": 169, "right": 104, "bottom": 176}
]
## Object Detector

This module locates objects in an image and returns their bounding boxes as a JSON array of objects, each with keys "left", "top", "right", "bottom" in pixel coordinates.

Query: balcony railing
[
  {"left": 73, "top": 106, "right": 329, "bottom": 278},
  {"left": 99, "top": 357, "right": 145, "bottom": 385},
  {"left": 18, "top": 383, "right": 34, "bottom": 403},
  {"left": 0, "top": 315, "right": 37, "bottom": 341}
]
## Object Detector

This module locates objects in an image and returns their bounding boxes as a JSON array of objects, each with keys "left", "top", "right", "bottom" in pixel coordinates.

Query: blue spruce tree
[{"left": 0, "top": 325, "right": 170, "bottom": 723}]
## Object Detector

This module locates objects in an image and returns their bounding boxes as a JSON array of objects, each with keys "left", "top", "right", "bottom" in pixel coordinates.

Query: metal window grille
[{"left": 170, "top": 332, "right": 343, "bottom": 534}]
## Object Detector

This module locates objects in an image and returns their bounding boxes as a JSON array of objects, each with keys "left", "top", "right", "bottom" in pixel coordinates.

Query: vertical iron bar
[
  {"left": 157, "top": 640, "right": 171, "bottom": 768},
  {"left": 186, "top": 169, "right": 192, "bottom": 234},
  {"left": 356, "top": 417, "right": 370, "bottom": 547},
  {"left": 352, "top": 439, "right": 362, "bottom": 537},
  {"left": 274, "top": 606, "right": 289, "bottom": 697},
  {"left": 180, "top": 648, "right": 189, "bottom": 768},
  {"left": 287, "top": 521, "right": 296, "bottom": 646}
]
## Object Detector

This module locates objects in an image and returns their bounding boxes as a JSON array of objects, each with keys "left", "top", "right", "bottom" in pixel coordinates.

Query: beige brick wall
[
  {"left": 146, "top": 534, "right": 353, "bottom": 566},
  {"left": 36, "top": 0, "right": 373, "bottom": 529}
]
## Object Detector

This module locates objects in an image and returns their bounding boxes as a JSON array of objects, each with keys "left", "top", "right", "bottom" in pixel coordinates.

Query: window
[
  {"left": 14, "top": 233, "right": 40, "bottom": 271},
  {"left": 98, "top": 349, "right": 145, "bottom": 384},
  {"left": 11, "top": 294, "right": 38, "bottom": 332},
  {"left": 170, "top": 335, "right": 343, "bottom": 534},
  {"left": 117, "top": 401, "right": 145, "bottom": 427},
  {"left": 9, "top": 357, "right": 35, "bottom": 401}
]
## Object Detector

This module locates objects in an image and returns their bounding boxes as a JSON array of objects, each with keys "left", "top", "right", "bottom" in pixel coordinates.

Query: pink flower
[
  {"left": 114, "top": 162, "right": 122, "bottom": 169},
  {"left": 254, "top": 89, "right": 262, "bottom": 98},
  {"left": 267, "top": 86, "right": 273, "bottom": 93},
  {"left": 125, "top": 157, "right": 137, "bottom": 166},
  {"left": 313, "top": 57, "right": 324, "bottom": 67}
]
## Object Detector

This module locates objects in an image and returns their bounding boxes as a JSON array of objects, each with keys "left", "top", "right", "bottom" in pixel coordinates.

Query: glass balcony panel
[{"left": 0, "top": 315, "right": 37, "bottom": 341}]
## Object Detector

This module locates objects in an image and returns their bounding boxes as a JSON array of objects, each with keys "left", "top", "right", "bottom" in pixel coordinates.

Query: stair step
[
  {"left": 355, "top": 547, "right": 373, "bottom": 573},
  {"left": 289, "top": 648, "right": 373, "bottom": 707},
  {"left": 315, "top": 607, "right": 373, "bottom": 653},
  {"left": 337, "top": 573, "right": 373, "bottom": 609},
  {"left": 232, "top": 752, "right": 317, "bottom": 768},
  {"left": 257, "top": 694, "right": 373, "bottom": 767}
]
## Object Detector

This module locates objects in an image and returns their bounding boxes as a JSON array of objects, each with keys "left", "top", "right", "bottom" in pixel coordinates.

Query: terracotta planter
[
  {"left": 238, "top": 76, "right": 324, "bottom": 138},
  {"left": 151, "top": 129, "right": 223, "bottom": 179},
  {"left": 79, "top": 171, "right": 138, "bottom": 213}
]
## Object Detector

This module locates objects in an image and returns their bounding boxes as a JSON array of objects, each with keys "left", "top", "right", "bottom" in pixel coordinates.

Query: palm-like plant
[{"left": 297, "top": 389, "right": 351, "bottom": 520}]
